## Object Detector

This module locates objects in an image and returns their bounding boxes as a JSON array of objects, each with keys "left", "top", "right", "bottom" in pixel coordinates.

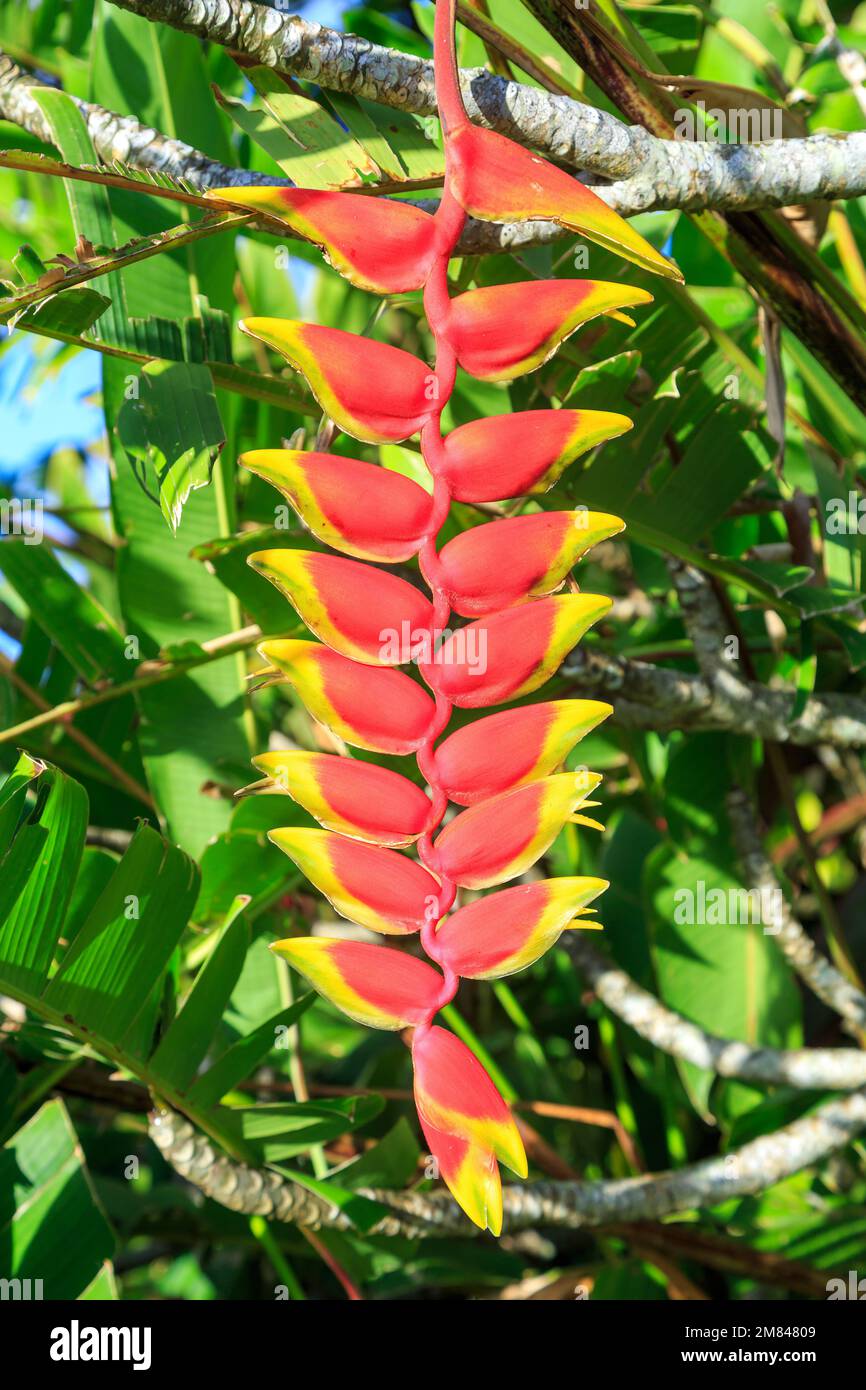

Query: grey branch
[
  {"left": 728, "top": 788, "right": 866, "bottom": 1035},
  {"left": 107, "top": 0, "right": 866, "bottom": 218},
  {"left": 561, "top": 645, "right": 866, "bottom": 750},
  {"left": 150, "top": 1089, "right": 866, "bottom": 1236},
  {"left": 566, "top": 934, "right": 866, "bottom": 1091},
  {"left": 0, "top": 51, "right": 279, "bottom": 188}
]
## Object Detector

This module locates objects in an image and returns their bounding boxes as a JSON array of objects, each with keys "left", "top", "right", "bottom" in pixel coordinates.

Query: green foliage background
[{"left": 2, "top": 0, "right": 866, "bottom": 1301}]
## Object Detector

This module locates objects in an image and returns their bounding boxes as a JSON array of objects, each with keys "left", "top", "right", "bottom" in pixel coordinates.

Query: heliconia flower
[
  {"left": 249, "top": 550, "right": 434, "bottom": 665},
  {"left": 434, "top": 877, "right": 608, "bottom": 979},
  {"left": 247, "top": 750, "right": 431, "bottom": 846},
  {"left": 269, "top": 828, "right": 442, "bottom": 935},
  {"left": 444, "top": 281, "right": 653, "bottom": 381},
  {"left": 433, "top": 771, "right": 602, "bottom": 888},
  {"left": 240, "top": 319, "right": 435, "bottom": 443},
  {"left": 421, "top": 592, "right": 612, "bottom": 707},
  {"left": 439, "top": 409, "right": 632, "bottom": 503},
  {"left": 444, "top": 121, "right": 682, "bottom": 281},
  {"left": 230, "top": 0, "right": 656, "bottom": 1236},
  {"left": 432, "top": 699, "right": 612, "bottom": 804},
  {"left": 241, "top": 450, "right": 434, "bottom": 562},
  {"left": 436, "top": 510, "right": 624, "bottom": 616},
  {"left": 258, "top": 640, "right": 436, "bottom": 754},
  {"left": 413, "top": 1025, "right": 527, "bottom": 1234},
  {"left": 270, "top": 936, "right": 443, "bottom": 1029},
  {"left": 207, "top": 187, "right": 437, "bottom": 293}
]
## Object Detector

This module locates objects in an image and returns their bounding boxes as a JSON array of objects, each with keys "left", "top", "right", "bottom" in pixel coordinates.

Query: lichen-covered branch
[
  {"left": 106, "top": 0, "right": 866, "bottom": 217},
  {"left": 150, "top": 1089, "right": 866, "bottom": 1235},
  {"left": 566, "top": 934, "right": 866, "bottom": 1090},
  {"left": 0, "top": 50, "right": 279, "bottom": 188},
  {"left": 562, "top": 645, "right": 866, "bottom": 750},
  {"left": 728, "top": 787, "right": 866, "bottom": 1035}
]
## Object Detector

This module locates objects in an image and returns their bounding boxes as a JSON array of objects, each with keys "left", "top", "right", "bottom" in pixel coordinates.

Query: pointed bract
[
  {"left": 421, "top": 593, "right": 612, "bottom": 707},
  {"left": 433, "top": 771, "right": 602, "bottom": 888},
  {"left": 434, "top": 877, "right": 607, "bottom": 979},
  {"left": 413, "top": 1025, "right": 527, "bottom": 1231},
  {"left": 240, "top": 319, "right": 435, "bottom": 443},
  {"left": 446, "top": 122, "right": 683, "bottom": 281},
  {"left": 249, "top": 750, "right": 430, "bottom": 846},
  {"left": 440, "top": 410, "right": 632, "bottom": 503},
  {"left": 432, "top": 699, "right": 612, "bottom": 804},
  {"left": 270, "top": 935, "right": 443, "bottom": 1029},
  {"left": 269, "top": 827, "right": 442, "bottom": 935},
  {"left": 445, "top": 281, "right": 652, "bottom": 381},
  {"left": 437, "top": 510, "right": 624, "bottom": 616},
  {"left": 259, "top": 640, "right": 437, "bottom": 754},
  {"left": 249, "top": 550, "right": 434, "bottom": 665},
  {"left": 208, "top": 187, "right": 437, "bottom": 293},
  {"left": 241, "top": 450, "right": 434, "bottom": 562}
]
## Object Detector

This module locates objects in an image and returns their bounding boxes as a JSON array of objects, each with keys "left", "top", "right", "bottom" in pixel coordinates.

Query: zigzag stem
[
  {"left": 413, "top": 186, "right": 467, "bottom": 1037},
  {"left": 406, "top": 1, "right": 469, "bottom": 1039}
]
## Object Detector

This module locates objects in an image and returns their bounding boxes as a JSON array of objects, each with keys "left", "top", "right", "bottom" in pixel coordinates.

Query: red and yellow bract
[{"left": 214, "top": 0, "right": 681, "bottom": 1234}]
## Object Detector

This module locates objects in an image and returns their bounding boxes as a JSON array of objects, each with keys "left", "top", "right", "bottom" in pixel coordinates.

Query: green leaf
[
  {"left": 29, "top": 87, "right": 130, "bottom": 349},
  {"left": 185, "top": 994, "right": 315, "bottom": 1110},
  {"left": 149, "top": 903, "right": 250, "bottom": 1092},
  {"left": 0, "top": 541, "right": 127, "bottom": 683},
  {"left": 116, "top": 360, "right": 226, "bottom": 533},
  {"left": 331, "top": 1117, "right": 421, "bottom": 1190},
  {"left": 645, "top": 847, "right": 802, "bottom": 1118},
  {"left": 0, "top": 1100, "right": 115, "bottom": 1299},
  {"left": 0, "top": 764, "right": 88, "bottom": 1004},
  {"left": 222, "top": 1094, "right": 384, "bottom": 1161},
  {"left": 218, "top": 68, "right": 381, "bottom": 189},
  {"left": 43, "top": 823, "right": 199, "bottom": 1050}
]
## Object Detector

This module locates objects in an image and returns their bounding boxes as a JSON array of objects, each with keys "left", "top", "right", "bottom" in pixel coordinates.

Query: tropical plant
[{"left": 3, "top": 0, "right": 866, "bottom": 1304}]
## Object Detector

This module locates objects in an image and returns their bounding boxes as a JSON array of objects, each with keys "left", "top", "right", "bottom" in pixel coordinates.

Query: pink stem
[
  {"left": 433, "top": 0, "right": 469, "bottom": 137},
  {"left": 412, "top": 44, "right": 468, "bottom": 1038}
]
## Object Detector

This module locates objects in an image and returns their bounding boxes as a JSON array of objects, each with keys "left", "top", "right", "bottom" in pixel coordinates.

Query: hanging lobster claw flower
[
  {"left": 432, "top": 699, "right": 611, "bottom": 804},
  {"left": 249, "top": 550, "right": 434, "bottom": 665},
  {"left": 240, "top": 319, "right": 435, "bottom": 443},
  {"left": 241, "top": 450, "right": 434, "bottom": 563},
  {"left": 421, "top": 592, "right": 611, "bottom": 707},
  {"left": 269, "top": 828, "right": 441, "bottom": 935},
  {"left": 259, "top": 640, "right": 437, "bottom": 754},
  {"left": 247, "top": 750, "right": 430, "bottom": 846},
  {"left": 444, "top": 281, "right": 653, "bottom": 381},
  {"left": 413, "top": 1025, "right": 527, "bottom": 1234},
  {"left": 270, "top": 936, "right": 443, "bottom": 1029},
  {"left": 437, "top": 510, "right": 624, "bottom": 616},
  {"left": 445, "top": 123, "right": 682, "bottom": 281},
  {"left": 440, "top": 409, "right": 632, "bottom": 503},
  {"left": 435, "top": 877, "right": 608, "bottom": 979},
  {"left": 433, "top": 771, "right": 602, "bottom": 888},
  {"left": 207, "top": 187, "right": 437, "bottom": 293}
]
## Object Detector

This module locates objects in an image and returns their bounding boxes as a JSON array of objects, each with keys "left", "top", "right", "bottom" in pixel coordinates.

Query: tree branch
[
  {"left": 566, "top": 934, "right": 866, "bottom": 1091},
  {"left": 562, "top": 645, "right": 866, "bottom": 750},
  {"left": 106, "top": 0, "right": 866, "bottom": 218},
  {"left": 0, "top": 50, "right": 280, "bottom": 188},
  {"left": 150, "top": 1090, "right": 866, "bottom": 1235},
  {"left": 728, "top": 787, "right": 866, "bottom": 1036}
]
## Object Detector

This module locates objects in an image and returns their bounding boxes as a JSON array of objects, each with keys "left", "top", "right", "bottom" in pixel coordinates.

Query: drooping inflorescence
[{"left": 211, "top": 0, "right": 680, "bottom": 1234}]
